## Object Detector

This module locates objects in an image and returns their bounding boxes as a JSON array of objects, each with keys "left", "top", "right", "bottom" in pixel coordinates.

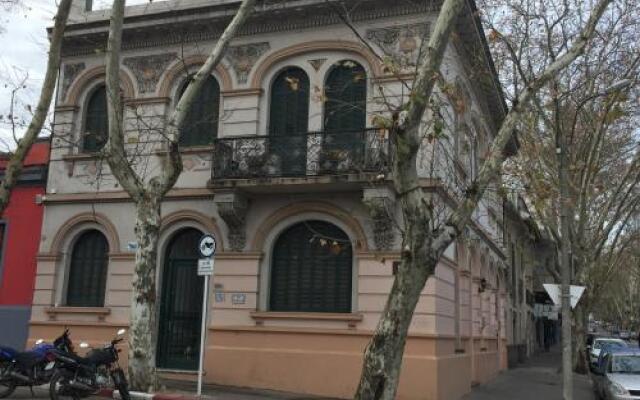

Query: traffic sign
[
  {"left": 198, "top": 258, "right": 215, "bottom": 276},
  {"left": 543, "top": 284, "right": 585, "bottom": 309},
  {"left": 198, "top": 234, "right": 217, "bottom": 258}
]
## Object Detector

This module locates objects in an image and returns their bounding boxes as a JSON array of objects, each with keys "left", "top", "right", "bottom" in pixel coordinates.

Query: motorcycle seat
[{"left": 13, "top": 351, "right": 43, "bottom": 368}]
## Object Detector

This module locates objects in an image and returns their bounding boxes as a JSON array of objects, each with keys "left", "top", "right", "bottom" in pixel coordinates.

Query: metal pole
[
  {"left": 557, "top": 122, "right": 572, "bottom": 400},
  {"left": 197, "top": 274, "right": 209, "bottom": 397}
]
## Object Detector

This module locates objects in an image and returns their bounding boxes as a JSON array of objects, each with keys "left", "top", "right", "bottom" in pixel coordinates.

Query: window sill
[
  {"left": 250, "top": 311, "right": 363, "bottom": 328},
  {"left": 62, "top": 153, "right": 103, "bottom": 162},
  {"left": 45, "top": 307, "right": 111, "bottom": 321},
  {"left": 155, "top": 145, "right": 214, "bottom": 156}
]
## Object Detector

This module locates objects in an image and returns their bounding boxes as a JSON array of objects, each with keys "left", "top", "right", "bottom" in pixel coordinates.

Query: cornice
[{"left": 61, "top": 1, "right": 434, "bottom": 57}]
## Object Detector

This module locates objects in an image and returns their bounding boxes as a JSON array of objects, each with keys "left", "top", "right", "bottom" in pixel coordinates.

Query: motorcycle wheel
[
  {"left": 0, "top": 362, "right": 16, "bottom": 399},
  {"left": 112, "top": 369, "right": 130, "bottom": 400},
  {"left": 49, "top": 371, "right": 80, "bottom": 400}
]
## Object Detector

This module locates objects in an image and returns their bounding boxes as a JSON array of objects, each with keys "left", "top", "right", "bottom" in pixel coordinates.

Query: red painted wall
[{"left": 0, "top": 141, "right": 48, "bottom": 306}]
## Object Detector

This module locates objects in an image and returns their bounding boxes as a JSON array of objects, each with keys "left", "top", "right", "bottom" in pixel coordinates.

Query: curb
[{"left": 99, "top": 389, "right": 200, "bottom": 400}]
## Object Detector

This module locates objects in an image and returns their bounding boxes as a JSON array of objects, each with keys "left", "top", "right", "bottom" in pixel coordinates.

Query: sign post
[{"left": 196, "top": 234, "right": 216, "bottom": 397}]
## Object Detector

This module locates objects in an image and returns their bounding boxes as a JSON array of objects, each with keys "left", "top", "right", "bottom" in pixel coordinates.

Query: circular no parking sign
[{"left": 198, "top": 234, "right": 217, "bottom": 258}]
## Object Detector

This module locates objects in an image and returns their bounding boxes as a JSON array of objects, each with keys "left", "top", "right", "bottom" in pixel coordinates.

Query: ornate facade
[{"left": 29, "top": 1, "right": 519, "bottom": 399}]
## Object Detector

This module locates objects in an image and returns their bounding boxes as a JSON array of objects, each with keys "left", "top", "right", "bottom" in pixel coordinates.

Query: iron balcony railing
[{"left": 211, "top": 128, "right": 390, "bottom": 180}]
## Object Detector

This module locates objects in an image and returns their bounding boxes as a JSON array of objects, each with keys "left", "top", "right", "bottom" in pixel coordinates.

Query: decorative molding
[
  {"left": 42, "top": 188, "right": 215, "bottom": 204},
  {"left": 250, "top": 312, "right": 363, "bottom": 328},
  {"left": 366, "top": 23, "right": 430, "bottom": 70},
  {"left": 221, "top": 88, "right": 263, "bottom": 97},
  {"left": 250, "top": 40, "right": 383, "bottom": 88},
  {"left": 157, "top": 55, "right": 233, "bottom": 96},
  {"left": 226, "top": 42, "right": 270, "bottom": 84},
  {"left": 123, "top": 53, "right": 176, "bottom": 94},
  {"left": 160, "top": 209, "right": 225, "bottom": 251},
  {"left": 251, "top": 201, "right": 369, "bottom": 252},
  {"left": 62, "top": 66, "right": 136, "bottom": 106},
  {"left": 61, "top": 2, "right": 433, "bottom": 58},
  {"left": 308, "top": 58, "right": 327, "bottom": 71},
  {"left": 49, "top": 212, "right": 121, "bottom": 254},
  {"left": 61, "top": 62, "right": 86, "bottom": 100},
  {"left": 124, "top": 96, "right": 170, "bottom": 106},
  {"left": 45, "top": 307, "right": 111, "bottom": 322},
  {"left": 362, "top": 187, "right": 396, "bottom": 251},
  {"left": 214, "top": 190, "right": 249, "bottom": 252}
]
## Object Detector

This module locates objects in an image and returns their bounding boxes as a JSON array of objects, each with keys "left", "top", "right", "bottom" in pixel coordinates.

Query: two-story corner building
[
  {"left": 0, "top": 138, "right": 49, "bottom": 349},
  {"left": 28, "top": 0, "right": 515, "bottom": 399}
]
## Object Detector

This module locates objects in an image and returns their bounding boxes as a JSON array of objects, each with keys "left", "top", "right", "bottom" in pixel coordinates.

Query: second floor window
[
  {"left": 83, "top": 85, "right": 108, "bottom": 153},
  {"left": 324, "top": 60, "right": 367, "bottom": 133},
  {"left": 179, "top": 75, "right": 220, "bottom": 147}
]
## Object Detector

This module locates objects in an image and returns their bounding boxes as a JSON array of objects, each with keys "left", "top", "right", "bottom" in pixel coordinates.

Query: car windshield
[
  {"left": 595, "top": 340, "right": 626, "bottom": 350},
  {"left": 612, "top": 356, "right": 640, "bottom": 374}
]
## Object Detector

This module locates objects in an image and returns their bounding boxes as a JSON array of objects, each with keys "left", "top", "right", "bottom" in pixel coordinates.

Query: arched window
[
  {"left": 324, "top": 60, "right": 367, "bottom": 133},
  {"left": 66, "top": 230, "right": 109, "bottom": 307},
  {"left": 269, "top": 67, "right": 310, "bottom": 176},
  {"left": 178, "top": 75, "right": 220, "bottom": 147},
  {"left": 270, "top": 221, "right": 352, "bottom": 313},
  {"left": 322, "top": 61, "right": 367, "bottom": 169},
  {"left": 83, "top": 85, "right": 108, "bottom": 153}
]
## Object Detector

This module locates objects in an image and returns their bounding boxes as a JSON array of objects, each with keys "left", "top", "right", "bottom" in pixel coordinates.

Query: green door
[
  {"left": 269, "top": 67, "right": 310, "bottom": 176},
  {"left": 157, "top": 228, "right": 204, "bottom": 370}
]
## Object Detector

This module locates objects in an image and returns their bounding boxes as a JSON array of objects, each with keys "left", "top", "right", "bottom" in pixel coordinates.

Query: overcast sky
[{"left": 0, "top": 0, "right": 153, "bottom": 148}]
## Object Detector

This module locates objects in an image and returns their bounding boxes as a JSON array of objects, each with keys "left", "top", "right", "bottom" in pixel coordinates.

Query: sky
[{"left": 0, "top": 0, "right": 154, "bottom": 149}]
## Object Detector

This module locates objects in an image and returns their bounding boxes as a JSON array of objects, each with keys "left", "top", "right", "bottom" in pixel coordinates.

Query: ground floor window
[{"left": 270, "top": 220, "right": 352, "bottom": 313}]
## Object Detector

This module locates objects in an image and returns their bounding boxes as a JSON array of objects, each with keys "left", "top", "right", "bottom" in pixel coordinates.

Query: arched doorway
[
  {"left": 157, "top": 228, "right": 204, "bottom": 370},
  {"left": 269, "top": 221, "right": 352, "bottom": 313}
]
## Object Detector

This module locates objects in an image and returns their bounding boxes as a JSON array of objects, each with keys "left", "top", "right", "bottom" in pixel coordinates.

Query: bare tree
[
  {"left": 484, "top": 0, "right": 640, "bottom": 374},
  {"left": 351, "top": 0, "right": 614, "bottom": 398},
  {"left": 103, "top": 0, "right": 256, "bottom": 391},
  {"left": 0, "top": 0, "right": 72, "bottom": 214}
]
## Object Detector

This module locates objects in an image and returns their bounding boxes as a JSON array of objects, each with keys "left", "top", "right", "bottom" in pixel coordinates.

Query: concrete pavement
[
  {"left": 462, "top": 347, "right": 596, "bottom": 400},
  {"left": 5, "top": 349, "right": 595, "bottom": 400}
]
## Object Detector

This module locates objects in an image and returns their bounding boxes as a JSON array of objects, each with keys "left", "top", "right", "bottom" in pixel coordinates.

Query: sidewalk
[{"left": 462, "top": 347, "right": 595, "bottom": 400}]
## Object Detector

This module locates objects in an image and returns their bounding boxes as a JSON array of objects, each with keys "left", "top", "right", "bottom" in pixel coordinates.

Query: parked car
[
  {"left": 591, "top": 338, "right": 629, "bottom": 366},
  {"left": 592, "top": 349, "right": 640, "bottom": 400}
]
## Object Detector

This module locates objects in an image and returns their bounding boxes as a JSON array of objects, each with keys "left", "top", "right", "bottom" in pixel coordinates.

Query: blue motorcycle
[{"left": 0, "top": 330, "right": 73, "bottom": 398}]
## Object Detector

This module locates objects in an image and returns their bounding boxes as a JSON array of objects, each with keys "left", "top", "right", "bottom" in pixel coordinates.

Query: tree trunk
[
  {"left": 127, "top": 197, "right": 162, "bottom": 392},
  {"left": 571, "top": 302, "right": 589, "bottom": 374},
  {"left": 355, "top": 248, "right": 432, "bottom": 400}
]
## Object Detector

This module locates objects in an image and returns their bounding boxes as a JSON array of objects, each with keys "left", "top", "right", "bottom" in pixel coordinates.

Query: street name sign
[{"left": 543, "top": 284, "right": 585, "bottom": 309}]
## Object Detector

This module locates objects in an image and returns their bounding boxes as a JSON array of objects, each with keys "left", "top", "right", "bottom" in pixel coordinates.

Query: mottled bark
[
  {"left": 354, "top": 0, "right": 612, "bottom": 398},
  {"left": 128, "top": 199, "right": 161, "bottom": 392},
  {"left": 103, "top": 0, "right": 256, "bottom": 390},
  {"left": 0, "top": 0, "right": 72, "bottom": 215}
]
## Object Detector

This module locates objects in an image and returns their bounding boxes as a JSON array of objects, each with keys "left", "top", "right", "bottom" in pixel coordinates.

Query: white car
[
  {"left": 592, "top": 338, "right": 629, "bottom": 366},
  {"left": 594, "top": 350, "right": 640, "bottom": 400}
]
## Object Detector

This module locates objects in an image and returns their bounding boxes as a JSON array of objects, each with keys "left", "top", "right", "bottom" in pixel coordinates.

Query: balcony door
[
  {"left": 269, "top": 67, "right": 310, "bottom": 176},
  {"left": 323, "top": 61, "right": 367, "bottom": 172}
]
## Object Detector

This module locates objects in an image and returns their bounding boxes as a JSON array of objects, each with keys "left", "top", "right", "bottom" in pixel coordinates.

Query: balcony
[{"left": 210, "top": 129, "right": 390, "bottom": 188}]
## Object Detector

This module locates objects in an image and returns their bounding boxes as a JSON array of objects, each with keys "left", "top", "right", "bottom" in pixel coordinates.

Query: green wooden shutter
[
  {"left": 324, "top": 61, "right": 367, "bottom": 133},
  {"left": 270, "top": 221, "right": 352, "bottom": 313},
  {"left": 269, "top": 67, "right": 310, "bottom": 175},
  {"left": 179, "top": 75, "right": 220, "bottom": 147},
  {"left": 66, "top": 230, "right": 109, "bottom": 307},
  {"left": 83, "top": 86, "right": 108, "bottom": 153}
]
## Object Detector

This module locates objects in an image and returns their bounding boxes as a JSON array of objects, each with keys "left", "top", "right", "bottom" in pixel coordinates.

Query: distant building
[
  {"left": 29, "top": 0, "right": 523, "bottom": 398},
  {"left": 0, "top": 138, "right": 49, "bottom": 349}
]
